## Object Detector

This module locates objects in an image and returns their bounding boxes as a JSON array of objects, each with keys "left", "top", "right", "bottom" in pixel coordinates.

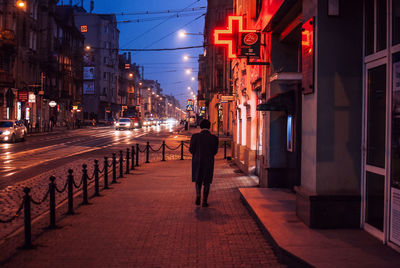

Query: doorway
[{"left": 362, "top": 60, "right": 387, "bottom": 240}]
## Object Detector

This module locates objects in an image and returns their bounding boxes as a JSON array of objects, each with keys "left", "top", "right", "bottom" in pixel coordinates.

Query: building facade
[
  {"left": 74, "top": 11, "right": 119, "bottom": 121},
  {"left": 206, "top": 0, "right": 400, "bottom": 250},
  {"left": 0, "top": 0, "right": 83, "bottom": 129}
]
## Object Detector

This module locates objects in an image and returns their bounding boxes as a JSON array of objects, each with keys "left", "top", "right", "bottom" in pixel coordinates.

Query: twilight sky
[{"left": 76, "top": 0, "right": 207, "bottom": 108}]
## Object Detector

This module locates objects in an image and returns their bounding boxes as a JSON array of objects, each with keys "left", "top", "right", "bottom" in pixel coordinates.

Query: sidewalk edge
[{"left": 239, "top": 192, "right": 313, "bottom": 268}]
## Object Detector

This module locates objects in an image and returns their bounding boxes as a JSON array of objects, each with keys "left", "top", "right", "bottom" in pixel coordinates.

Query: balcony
[{"left": 0, "top": 30, "right": 17, "bottom": 51}]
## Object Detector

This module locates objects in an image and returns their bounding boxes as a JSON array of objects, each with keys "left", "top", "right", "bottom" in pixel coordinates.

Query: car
[
  {"left": 129, "top": 117, "right": 141, "bottom": 128},
  {"left": 115, "top": 118, "right": 133, "bottom": 130},
  {"left": 0, "top": 120, "right": 27, "bottom": 143},
  {"left": 189, "top": 116, "right": 197, "bottom": 127}
]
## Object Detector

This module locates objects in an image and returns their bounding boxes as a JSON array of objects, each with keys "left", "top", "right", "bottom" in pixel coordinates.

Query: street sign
[
  {"left": 241, "top": 32, "right": 261, "bottom": 57},
  {"left": 186, "top": 104, "right": 193, "bottom": 111},
  {"left": 220, "top": 95, "right": 234, "bottom": 102}
]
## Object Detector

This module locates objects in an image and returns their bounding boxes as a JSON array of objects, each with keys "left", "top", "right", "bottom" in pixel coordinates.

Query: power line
[
  {"left": 115, "top": 6, "right": 206, "bottom": 16},
  {"left": 117, "top": 12, "right": 204, "bottom": 23},
  {"left": 119, "top": 45, "right": 203, "bottom": 51},
  {"left": 142, "top": 14, "right": 205, "bottom": 49},
  {"left": 122, "top": 0, "right": 201, "bottom": 48}
]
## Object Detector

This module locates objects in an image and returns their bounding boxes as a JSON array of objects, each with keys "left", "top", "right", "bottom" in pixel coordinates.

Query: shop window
[
  {"left": 365, "top": 0, "right": 387, "bottom": 55},
  {"left": 393, "top": 0, "right": 400, "bottom": 45},
  {"left": 392, "top": 52, "right": 400, "bottom": 189},
  {"left": 376, "top": 0, "right": 387, "bottom": 51},
  {"left": 367, "top": 64, "right": 386, "bottom": 168}
]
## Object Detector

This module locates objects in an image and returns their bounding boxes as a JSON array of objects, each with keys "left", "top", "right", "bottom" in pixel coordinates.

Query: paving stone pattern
[
  {"left": 0, "top": 138, "right": 191, "bottom": 241},
  {"left": 2, "top": 156, "right": 283, "bottom": 267}
]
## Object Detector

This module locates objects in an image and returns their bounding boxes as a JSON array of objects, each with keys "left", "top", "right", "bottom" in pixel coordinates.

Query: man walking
[{"left": 189, "top": 119, "right": 218, "bottom": 207}]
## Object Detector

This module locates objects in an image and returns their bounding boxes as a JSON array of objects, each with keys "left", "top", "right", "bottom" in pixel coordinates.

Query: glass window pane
[
  {"left": 377, "top": 0, "right": 387, "bottom": 51},
  {"left": 365, "top": 0, "right": 374, "bottom": 55},
  {"left": 366, "top": 171, "right": 385, "bottom": 231},
  {"left": 367, "top": 64, "right": 386, "bottom": 168},
  {"left": 394, "top": 0, "right": 400, "bottom": 45},
  {"left": 392, "top": 53, "right": 400, "bottom": 189}
]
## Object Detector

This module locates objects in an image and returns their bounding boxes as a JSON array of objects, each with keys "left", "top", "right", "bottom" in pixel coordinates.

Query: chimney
[{"left": 90, "top": 0, "right": 94, "bottom": 13}]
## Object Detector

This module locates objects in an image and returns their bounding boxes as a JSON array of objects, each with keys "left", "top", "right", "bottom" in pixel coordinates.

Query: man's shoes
[
  {"left": 195, "top": 196, "right": 201, "bottom": 206},
  {"left": 202, "top": 202, "right": 209, "bottom": 207}
]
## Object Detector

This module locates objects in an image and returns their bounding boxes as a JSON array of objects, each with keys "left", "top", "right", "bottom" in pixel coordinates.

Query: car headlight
[
  {"left": 116, "top": 123, "right": 119, "bottom": 126},
  {"left": 3, "top": 131, "right": 10, "bottom": 135},
  {"left": 134, "top": 123, "right": 138, "bottom": 126}
]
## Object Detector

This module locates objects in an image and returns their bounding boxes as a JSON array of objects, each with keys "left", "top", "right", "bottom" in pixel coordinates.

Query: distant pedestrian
[{"left": 189, "top": 119, "right": 218, "bottom": 207}]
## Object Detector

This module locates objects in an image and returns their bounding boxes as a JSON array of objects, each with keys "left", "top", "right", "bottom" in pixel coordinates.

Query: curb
[{"left": 239, "top": 192, "right": 313, "bottom": 268}]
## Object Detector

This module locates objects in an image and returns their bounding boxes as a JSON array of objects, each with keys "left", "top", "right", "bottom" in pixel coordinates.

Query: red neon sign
[{"left": 213, "top": 16, "right": 256, "bottom": 59}]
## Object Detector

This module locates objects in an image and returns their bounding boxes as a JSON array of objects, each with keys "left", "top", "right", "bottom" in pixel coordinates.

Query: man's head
[{"left": 199, "top": 119, "right": 211, "bottom": 129}]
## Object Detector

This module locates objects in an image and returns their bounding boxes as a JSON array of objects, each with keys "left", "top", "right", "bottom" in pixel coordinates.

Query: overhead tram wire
[
  {"left": 115, "top": 7, "right": 206, "bottom": 17},
  {"left": 122, "top": 0, "right": 201, "bottom": 48},
  {"left": 141, "top": 14, "right": 205, "bottom": 50},
  {"left": 117, "top": 12, "right": 204, "bottom": 24}
]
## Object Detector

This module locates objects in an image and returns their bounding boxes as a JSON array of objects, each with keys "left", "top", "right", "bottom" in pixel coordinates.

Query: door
[{"left": 363, "top": 61, "right": 387, "bottom": 240}]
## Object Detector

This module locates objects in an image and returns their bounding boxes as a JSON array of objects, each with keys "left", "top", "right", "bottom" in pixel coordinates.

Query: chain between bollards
[
  {"left": 23, "top": 187, "right": 32, "bottom": 249},
  {"left": 103, "top": 157, "right": 109, "bottom": 189},
  {"left": 180, "top": 141, "right": 184, "bottom": 160},
  {"left": 67, "top": 169, "right": 74, "bottom": 215},
  {"left": 82, "top": 164, "right": 89, "bottom": 205},
  {"left": 146, "top": 142, "right": 150, "bottom": 163},
  {"left": 112, "top": 153, "right": 117, "bottom": 183},
  {"left": 131, "top": 145, "right": 135, "bottom": 170},
  {"left": 136, "top": 143, "right": 139, "bottom": 166},
  {"left": 126, "top": 148, "right": 130, "bottom": 174},
  {"left": 162, "top": 141, "right": 166, "bottom": 161},
  {"left": 49, "top": 176, "right": 56, "bottom": 229},
  {"left": 119, "top": 150, "right": 124, "bottom": 178},
  {"left": 94, "top": 160, "right": 100, "bottom": 196}
]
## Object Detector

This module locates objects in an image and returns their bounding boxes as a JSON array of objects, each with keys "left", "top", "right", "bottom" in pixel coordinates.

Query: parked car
[
  {"left": 115, "top": 118, "right": 133, "bottom": 130},
  {"left": 0, "top": 120, "right": 27, "bottom": 143}
]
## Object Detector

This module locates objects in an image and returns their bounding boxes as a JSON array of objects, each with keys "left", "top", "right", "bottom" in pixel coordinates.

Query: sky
[{"left": 75, "top": 0, "right": 207, "bottom": 108}]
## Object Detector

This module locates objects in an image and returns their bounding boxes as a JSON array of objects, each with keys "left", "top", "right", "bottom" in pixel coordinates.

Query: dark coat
[{"left": 189, "top": 129, "right": 219, "bottom": 184}]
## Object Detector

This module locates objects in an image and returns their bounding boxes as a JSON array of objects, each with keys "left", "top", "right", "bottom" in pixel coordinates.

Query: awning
[{"left": 257, "top": 90, "right": 294, "bottom": 112}]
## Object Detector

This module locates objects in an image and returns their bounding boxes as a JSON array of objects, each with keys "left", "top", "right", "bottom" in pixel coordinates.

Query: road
[{"left": 0, "top": 124, "right": 181, "bottom": 190}]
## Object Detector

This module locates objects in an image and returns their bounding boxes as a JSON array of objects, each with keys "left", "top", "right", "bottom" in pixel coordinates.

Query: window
[
  {"left": 103, "top": 72, "right": 107, "bottom": 80},
  {"left": 365, "top": 0, "right": 387, "bottom": 55},
  {"left": 393, "top": 0, "right": 400, "bottom": 45}
]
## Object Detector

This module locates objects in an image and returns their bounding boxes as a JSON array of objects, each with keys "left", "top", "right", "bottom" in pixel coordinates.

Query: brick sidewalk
[{"left": 2, "top": 154, "right": 283, "bottom": 267}]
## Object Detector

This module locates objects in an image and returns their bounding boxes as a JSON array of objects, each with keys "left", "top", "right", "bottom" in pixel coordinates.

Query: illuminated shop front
[{"left": 362, "top": 0, "right": 400, "bottom": 249}]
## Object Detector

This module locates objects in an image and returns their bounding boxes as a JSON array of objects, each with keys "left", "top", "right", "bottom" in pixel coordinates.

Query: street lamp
[
  {"left": 187, "top": 86, "right": 191, "bottom": 90},
  {"left": 185, "top": 69, "right": 192, "bottom": 75},
  {"left": 191, "top": 77, "right": 195, "bottom": 81},
  {"left": 16, "top": 0, "right": 25, "bottom": 8},
  {"left": 178, "top": 30, "right": 203, "bottom": 37}
]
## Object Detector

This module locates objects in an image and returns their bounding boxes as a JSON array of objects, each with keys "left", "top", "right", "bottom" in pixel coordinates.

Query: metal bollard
[
  {"left": 112, "top": 153, "right": 117, "bottom": 183},
  {"left": 126, "top": 148, "right": 130, "bottom": 174},
  {"left": 180, "top": 141, "right": 184, "bottom": 160},
  {"left": 103, "top": 157, "right": 109, "bottom": 189},
  {"left": 224, "top": 141, "right": 227, "bottom": 159},
  {"left": 145, "top": 142, "right": 150, "bottom": 163},
  {"left": 136, "top": 143, "right": 139, "bottom": 166},
  {"left": 82, "top": 164, "right": 89, "bottom": 205},
  {"left": 162, "top": 141, "right": 166, "bottom": 161},
  {"left": 94, "top": 160, "right": 100, "bottom": 196},
  {"left": 119, "top": 150, "right": 124, "bottom": 178},
  {"left": 131, "top": 146, "right": 135, "bottom": 170},
  {"left": 67, "top": 169, "right": 74, "bottom": 214},
  {"left": 23, "top": 187, "right": 32, "bottom": 248},
  {"left": 49, "top": 176, "right": 56, "bottom": 229}
]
